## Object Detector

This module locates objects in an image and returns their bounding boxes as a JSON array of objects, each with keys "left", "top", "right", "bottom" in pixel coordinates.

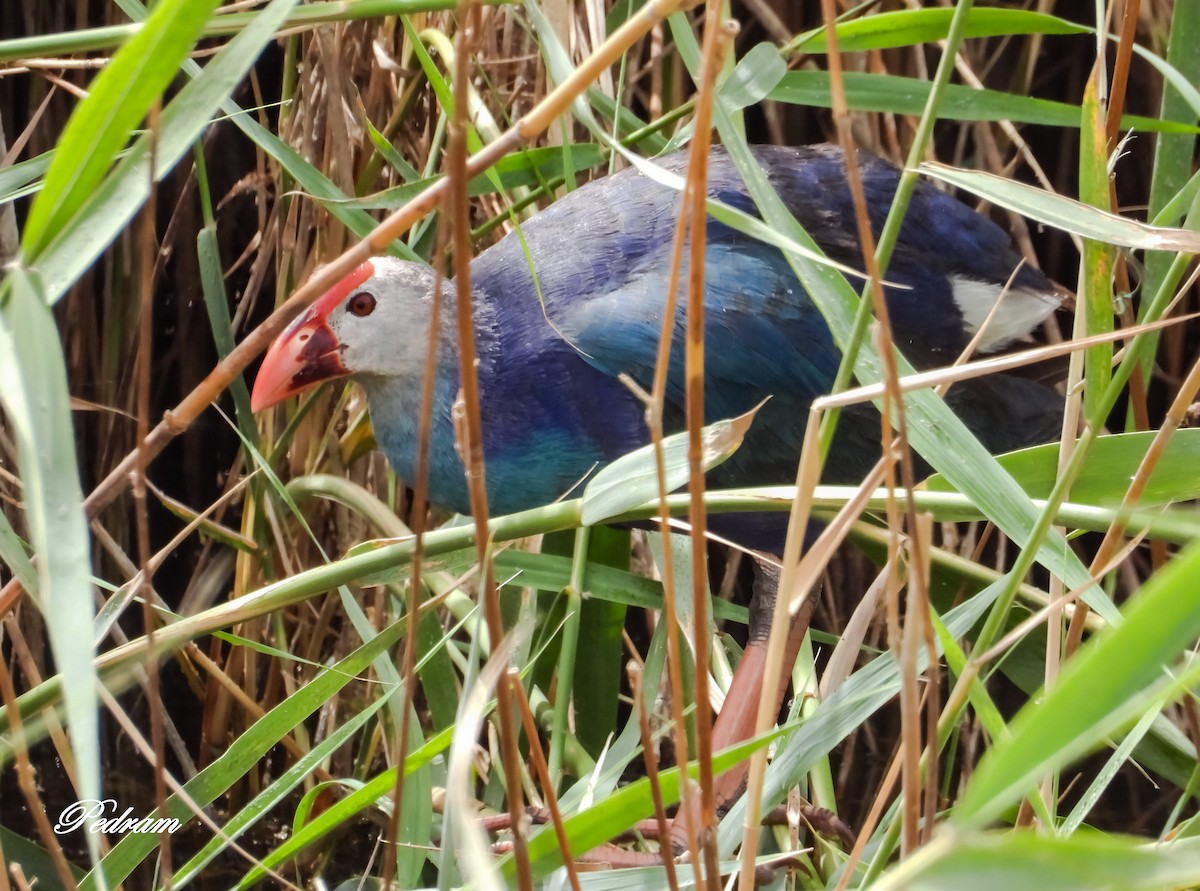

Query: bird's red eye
[{"left": 347, "top": 292, "right": 377, "bottom": 317}]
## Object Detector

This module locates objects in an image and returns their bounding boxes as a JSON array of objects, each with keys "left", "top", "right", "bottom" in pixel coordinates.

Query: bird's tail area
[{"left": 945, "top": 372, "right": 1065, "bottom": 456}]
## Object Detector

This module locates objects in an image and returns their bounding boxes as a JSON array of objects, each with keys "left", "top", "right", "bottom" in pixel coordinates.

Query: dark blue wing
[{"left": 466, "top": 144, "right": 1059, "bottom": 502}]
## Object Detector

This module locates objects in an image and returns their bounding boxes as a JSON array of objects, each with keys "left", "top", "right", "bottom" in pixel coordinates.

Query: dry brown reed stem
[
  {"left": 831, "top": 681, "right": 920, "bottom": 891},
  {"left": 735, "top": 415, "right": 824, "bottom": 891},
  {"left": 820, "top": 0, "right": 931, "bottom": 853},
  {"left": 1, "top": 615, "right": 79, "bottom": 791},
  {"left": 0, "top": 655, "right": 79, "bottom": 891},
  {"left": 444, "top": 2, "right": 533, "bottom": 887},
  {"left": 737, "top": 3, "right": 932, "bottom": 882},
  {"left": 510, "top": 670, "right": 583, "bottom": 891},
  {"left": 639, "top": 13, "right": 724, "bottom": 880},
  {"left": 675, "top": 6, "right": 735, "bottom": 886},
  {"left": 629, "top": 661, "right": 680, "bottom": 891},
  {"left": 134, "top": 101, "right": 173, "bottom": 887},
  {"left": 0, "top": 0, "right": 702, "bottom": 615},
  {"left": 813, "top": 313, "right": 1196, "bottom": 410},
  {"left": 382, "top": 189, "right": 449, "bottom": 891},
  {"left": 1103, "top": 0, "right": 1147, "bottom": 432},
  {"left": 1105, "top": 0, "right": 1141, "bottom": 151}
]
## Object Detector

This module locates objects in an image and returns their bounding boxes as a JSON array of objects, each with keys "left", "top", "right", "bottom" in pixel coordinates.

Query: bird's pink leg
[{"left": 668, "top": 571, "right": 817, "bottom": 855}]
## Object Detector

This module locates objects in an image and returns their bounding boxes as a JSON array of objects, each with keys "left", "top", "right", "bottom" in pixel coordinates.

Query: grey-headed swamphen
[{"left": 252, "top": 143, "right": 1064, "bottom": 850}]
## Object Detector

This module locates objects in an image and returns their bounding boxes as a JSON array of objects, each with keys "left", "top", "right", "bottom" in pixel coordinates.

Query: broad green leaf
[
  {"left": 581, "top": 403, "right": 763, "bottom": 525},
  {"left": 0, "top": 827, "right": 86, "bottom": 886},
  {"left": 21, "top": 0, "right": 220, "bottom": 259},
  {"left": 339, "top": 143, "right": 607, "bottom": 209},
  {"left": 769, "top": 71, "right": 1200, "bottom": 135},
  {"left": 0, "top": 270, "right": 98, "bottom": 860},
  {"left": 721, "top": 41, "right": 787, "bottom": 111},
  {"left": 33, "top": 0, "right": 308, "bottom": 303},
  {"left": 432, "top": 548, "right": 749, "bottom": 623},
  {"left": 876, "top": 832, "right": 1200, "bottom": 891},
  {"left": 954, "top": 538, "right": 1200, "bottom": 829},
  {"left": 921, "top": 161, "right": 1200, "bottom": 252},
  {"left": 795, "top": 7, "right": 1088, "bottom": 53},
  {"left": 1079, "top": 69, "right": 1114, "bottom": 418},
  {"left": 924, "top": 412, "right": 1200, "bottom": 508},
  {"left": 573, "top": 527, "right": 632, "bottom": 758}
]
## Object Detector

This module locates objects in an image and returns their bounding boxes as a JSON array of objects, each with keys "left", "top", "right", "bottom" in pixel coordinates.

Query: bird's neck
[{"left": 360, "top": 289, "right": 502, "bottom": 515}]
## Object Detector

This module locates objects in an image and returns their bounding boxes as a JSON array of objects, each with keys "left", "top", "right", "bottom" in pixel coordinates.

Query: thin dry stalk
[
  {"left": 510, "top": 670, "right": 583, "bottom": 891},
  {"left": 0, "top": 657, "right": 79, "bottom": 891},
  {"left": 445, "top": 3, "right": 533, "bottom": 888},
  {"left": 638, "top": 12, "right": 729, "bottom": 875},
  {"left": 819, "top": 0, "right": 932, "bottom": 851},
  {"left": 133, "top": 100, "right": 173, "bottom": 885},
  {"left": 736, "top": 412, "right": 829, "bottom": 891},
  {"left": 381, "top": 146, "right": 452, "bottom": 891},
  {"left": 679, "top": 6, "right": 737, "bottom": 885},
  {"left": 630, "top": 661, "right": 680, "bottom": 891}
]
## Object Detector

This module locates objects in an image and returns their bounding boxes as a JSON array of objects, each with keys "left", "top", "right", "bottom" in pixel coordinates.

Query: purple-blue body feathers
[{"left": 364, "top": 145, "right": 1062, "bottom": 537}]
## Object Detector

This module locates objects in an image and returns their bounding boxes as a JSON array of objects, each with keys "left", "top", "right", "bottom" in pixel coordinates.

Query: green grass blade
[
  {"left": 1080, "top": 70, "right": 1113, "bottom": 420},
  {"left": 877, "top": 832, "right": 1200, "bottom": 891},
  {"left": 0, "top": 150, "right": 53, "bottom": 203},
  {"left": 721, "top": 42, "right": 788, "bottom": 112},
  {"left": 794, "top": 6, "right": 1088, "bottom": 53},
  {"left": 0, "top": 269, "right": 99, "bottom": 861},
  {"left": 33, "top": 0, "right": 303, "bottom": 303},
  {"left": 171, "top": 697, "right": 389, "bottom": 887},
  {"left": 82, "top": 615, "right": 412, "bottom": 888},
  {"left": 581, "top": 406, "right": 760, "bottom": 525},
  {"left": 924, "top": 429, "right": 1200, "bottom": 507},
  {"left": 20, "top": 0, "right": 220, "bottom": 259},
  {"left": 921, "top": 162, "right": 1200, "bottom": 252},
  {"left": 230, "top": 727, "right": 454, "bottom": 889},
  {"left": 0, "top": 827, "right": 85, "bottom": 887},
  {"left": 1138, "top": 1, "right": 1200, "bottom": 400},
  {"left": 954, "top": 538, "right": 1200, "bottom": 829},
  {"left": 0, "top": 505, "right": 37, "bottom": 596},
  {"left": 718, "top": 576, "right": 1004, "bottom": 852},
  {"left": 573, "top": 527, "right": 631, "bottom": 759},
  {"left": 196, "top": 226, "right": 255, "bottom": 440},
  {"left": 769, "top": 70, "right": 1199, "bottom": 134}
]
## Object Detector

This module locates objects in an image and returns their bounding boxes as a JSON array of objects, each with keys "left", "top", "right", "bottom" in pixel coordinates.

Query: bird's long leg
[
  {"left": 485, "top": 557, "right": 835, "bottom": 874},
  {"left": 668, "top": 557, "right": 817, "bottom": 854}
]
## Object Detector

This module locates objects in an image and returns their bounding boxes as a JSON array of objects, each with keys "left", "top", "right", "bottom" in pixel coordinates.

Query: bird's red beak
[{"left": 250, "top": 261, "right": 375, "bottom": 411}]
